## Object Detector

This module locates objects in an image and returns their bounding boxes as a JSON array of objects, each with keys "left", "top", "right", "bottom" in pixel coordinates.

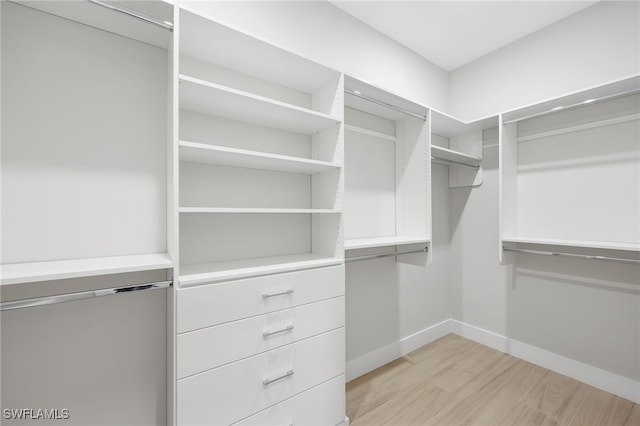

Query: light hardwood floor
[{"left": 346, "top": 334, "right": 640, "bottom": 426}]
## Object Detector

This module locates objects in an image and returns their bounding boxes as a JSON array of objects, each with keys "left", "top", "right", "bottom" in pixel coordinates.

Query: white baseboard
[
  {"left": 345, "top": 319, "right": 451, "bottom": 382},
  {"left": 450, "top": 320, "right": 640, "bottom": 404}
]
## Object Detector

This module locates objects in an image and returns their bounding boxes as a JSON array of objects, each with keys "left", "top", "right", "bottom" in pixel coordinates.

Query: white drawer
[
  {"left": 177, "top": 327, "right": 345, "bottom": 426},
  {"left": 177, "top": 296, "right": 344, "bottom": 379},
  {"left": 177, "top": 265, "right": 344, "bottom": 333},
  {"left": 232, "top": 375, "right": 345, "bottom": 426}
]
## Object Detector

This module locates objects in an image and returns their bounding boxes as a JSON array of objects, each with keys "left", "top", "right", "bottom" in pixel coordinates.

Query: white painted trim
[
  {"left": 450, "top": 320, "right": 640, "bottom": 404},
  {"left": 345, "top": 319, "right": 451, "bottom": 382}
]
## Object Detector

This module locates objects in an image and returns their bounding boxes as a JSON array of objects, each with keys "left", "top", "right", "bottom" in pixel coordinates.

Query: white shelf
[
  {"left": 1, "top": 253, "right": 173, "bottom": 286},
  {"left": 345, "top": 236, "right": 430, "bottom": 250},
  {"left": 501, "top": 237, "right": 640, "bottom": 252},
  {"left": 431, "top": 145, "right": 481, "bottom": 166},
  {"left": 179, "top": 141, "right": 339, "bottom": 174},
  {"left": 179, "top": 254, "right": 344, "bottom": 286},
  {"left": 179, "top": 208, "right": 340, "bottom": 214},
  {"left": 180, "top": 6, "right": 338, "bottom": 95},
  {"left": 179, "top": 75, "right": 341, "bottom": 134},
  {"left": 345, "top": 124, "right": 396, "bottom": 141}
]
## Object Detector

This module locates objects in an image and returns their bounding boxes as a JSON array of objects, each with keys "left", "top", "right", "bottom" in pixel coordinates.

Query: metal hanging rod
[
  {"left": 345, "top": 89, "right": 427, "bottom": 121},
  {"left": 431, "top": 156, "right": 480, "bottom": 169},
  {"left": 502, "top": 88, "right": 640, "bottom": 125},
  {"left": 0, "top": 280, "right": 173, "bottom": 311},
  {"left": 346, "top": 246, "right": 428, "bottom": 263},
  {"left": 503, "top": 247, "right": 640, "bottom": 265},
  {"left": 88, "top": 0, "right": 173, "bottom": 30}
]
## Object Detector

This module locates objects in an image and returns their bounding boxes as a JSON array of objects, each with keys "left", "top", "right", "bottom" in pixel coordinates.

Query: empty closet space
[{"left": 176, "top": 7, "right": 344, "bottom": 286}]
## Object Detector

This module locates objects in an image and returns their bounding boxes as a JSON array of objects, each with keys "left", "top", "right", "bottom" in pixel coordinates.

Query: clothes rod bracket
[
  {"left": 345, "top": 89, "right": 426, "bottom": 121},
  {"left": 88, "top": 0, "right": 173, "bottom": 30},
  {"left": 346, "top": 246, "right": 428, "bottom": 263},
  {"left": 502, "top": 247, "right": 640, "bottom": 264},
  {"left": 0, "top": 280, "right": 173, "bottom": 311}
]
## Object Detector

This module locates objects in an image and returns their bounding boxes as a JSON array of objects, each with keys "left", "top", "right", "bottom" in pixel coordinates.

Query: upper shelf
[
  {"left": 179, "top": 6, "right": 339, "bottom": 95},
  {"left": 344, "top": 76, "right": 428, "bottom": 122},
  {"left": 502, "top": 75, "right": 640, "bottom": 124},
  {"left": 179, "top": 75, "right": 341, "bottom": 134},
  {"left": 502, "top": 236, "right": 640, "bottom": 253},
  {"left": 13, "top": 0, "right": 173, "bottom": 48},
  {"left": 179, "top": 141, "right": 339, "bottom": 174},
  {"left": 1, "top": 253, "right": 173, "bottom": 286},
  {"left": 431, "top": 109, "right": 499, "bottom": 137},
  {"left": 431, "top": 145, "right": 480, "bottom": 166}
]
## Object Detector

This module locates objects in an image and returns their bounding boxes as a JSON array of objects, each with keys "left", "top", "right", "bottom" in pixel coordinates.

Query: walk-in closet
[{"left": 2, "top": 1, "right": 639, "bottom": 425}]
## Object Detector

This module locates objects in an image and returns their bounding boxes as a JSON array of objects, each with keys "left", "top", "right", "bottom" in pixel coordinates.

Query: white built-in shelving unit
[
  {"left": 430, "top": 110, "right": 498, "bottom": 188},
  {"left": 343, "top": 77, "right": 431, "bottom": 260},
  {"left": 1, "top": 0, "right": 173, "bottom": 287},
  {"left": 499, "top": 75, "right": 640, "bottom": 262},
  {"left": 176, "top": 7, "right": 344, "bottom": 286},
  {"left": 173, "top": 6, "right": 346, "bottom": 425}
]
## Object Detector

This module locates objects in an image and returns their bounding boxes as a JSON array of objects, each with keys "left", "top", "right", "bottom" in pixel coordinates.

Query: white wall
[
  {"left": 181, "top": 0, "right": 448, "bottom": 111},
  {"left": 449, "top": 1, "right": 640, "bottom": 121}
]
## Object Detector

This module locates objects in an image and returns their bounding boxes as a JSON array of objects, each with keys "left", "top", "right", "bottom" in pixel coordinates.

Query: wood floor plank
[
  {"left": 623, "top": 402, "right": 640, "bottom": 426},
  {"left": 346, "top": 334, "right": 640, "bottom": 426},
  {"left": 426, "top": 359, "right": 547, "bottom": 426},
  {"left": 569, "top": 387, "right": 637, "bottom": 426},
  {"left": 521, "top": 370, "right": 590, "bottom": 423},
  {"left": 350, "top": 382, "right": 459, "bottom": 426},
  {"left": 498, "top": 402, "right": 559, "bottom": 426}
]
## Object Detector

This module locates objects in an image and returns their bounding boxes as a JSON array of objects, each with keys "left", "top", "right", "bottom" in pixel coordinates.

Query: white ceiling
[{"left": 330, "top": 1, "right": 598, "bottom": 71}]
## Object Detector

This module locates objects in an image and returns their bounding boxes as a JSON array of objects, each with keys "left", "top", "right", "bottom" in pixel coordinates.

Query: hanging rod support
[
  {"left": 503, "top": 247, "right": 640, "bottom": 264},
  {"left": 0, "top": 280, "right": 173, "bottom": 311},
  {"left": 502, "top": 89, "right": 640, "bottom": 125},
  {"left": 431, "top": 156, "right": 480, "bottom": 169},
  {"left": 88, "top": 0, "right": 173, "bottom": 30},
  {"left": 346, "top": 246, "right": 428, "bottom": 263},
  {"left": 345, "top": 89, "right": 426, "bottom": 121}
]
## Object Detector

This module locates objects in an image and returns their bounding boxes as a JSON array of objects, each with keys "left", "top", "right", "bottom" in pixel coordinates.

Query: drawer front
[
  {"left": 177, "top": 265, "right": 344, "bottom": 333},
  {"left": 177, "top": 296, "right": 344, "bottom": 379},
  {"left": 232, "top": 375, "right": 345, "bottom": 426},
  {"left": 177, "top": 327, "right": 345, "bottom": 426}
]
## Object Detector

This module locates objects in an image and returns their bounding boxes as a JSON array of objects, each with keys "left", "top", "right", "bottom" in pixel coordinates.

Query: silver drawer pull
[
  {"left": 262, "top": 369, "right": 294, "bottom": 386},
  {"left": 263, "top": 325, "right": 294, "bottom": 338},
  {"left": 262, "top": 289, "right": 294, "bottom": 298}
]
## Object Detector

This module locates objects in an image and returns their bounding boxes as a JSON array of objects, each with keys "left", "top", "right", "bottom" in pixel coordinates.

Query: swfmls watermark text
[{"left": 3, "top": 408, "right": 70, "bottom": 420}]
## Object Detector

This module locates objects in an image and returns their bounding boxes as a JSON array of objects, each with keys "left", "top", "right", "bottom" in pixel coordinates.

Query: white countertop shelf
[
  {"left": 345, "top": 236, "right": 430, "bottom": 250},
  {"left": 179, "top": 75, "right": 341, "bottom": 135},
  {"left": 1, "top": 253, "right": 173, "bottom": 286},
  {"left": 431, "top": 145, "right": 481, "bottom": 166},
  {"left": 179, "top": 141, "right": 339, "bottom": 174},
  {"left": 179, "top": 254, "right": 344, "bottom": 286},
  {"left": 179, "top": 207, "right": 340, "bottom": 214}
]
